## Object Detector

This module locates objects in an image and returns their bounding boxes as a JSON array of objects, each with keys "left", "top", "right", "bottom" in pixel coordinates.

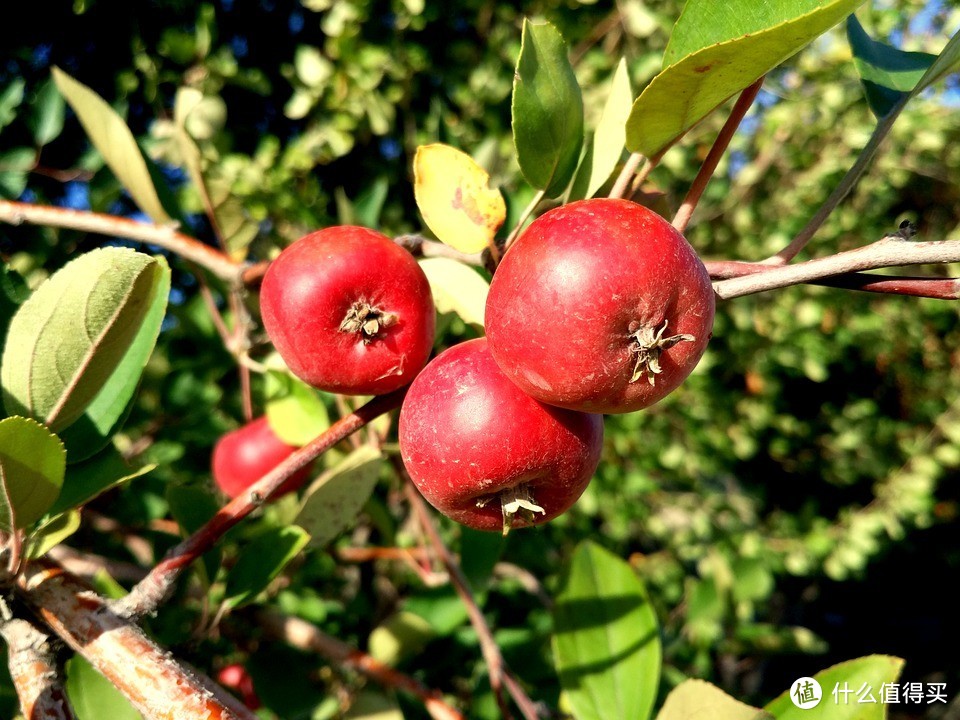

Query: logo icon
[{"left": 790, "top": 677, "right": 823, "bottom": 709}]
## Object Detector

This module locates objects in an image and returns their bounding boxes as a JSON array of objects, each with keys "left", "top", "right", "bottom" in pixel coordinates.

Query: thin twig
[
  {"left": 17, "top": 560, "right": 256, "bottom": 720},
  {"left": 0, "top": 617, "right": 75, "bottom": 720},
  {"left": 705, "top": 260, "right": 959, "bottom": 299},
  {"left": 118, "top": 389, "right": 407, "bottom": 618},
  {"left": 0, "top": 200, "right": 242, "bottom": 283},
  {"left": 503, "top": 190, "right": 546, "bottom": 252},
  {"left": 608, "top": 152, "right": 645, "bottom": 200},
  {"left": 713, "top": 237, "right": 960, "bottom": 299},
  {"left": 627, "top": 153, "right": 660, "bottom": 200},
  {"left": 396, "top": 461, "right": 541, "bottom": 720},
  {"left": 767, "top": 98, "right": 908, "bottom": 264},
  {"left": 672, "top": 77, "right": 764, "bottom": 234},
  {"left": 258, "top": 609, "right": 464, "bottom": 720}
]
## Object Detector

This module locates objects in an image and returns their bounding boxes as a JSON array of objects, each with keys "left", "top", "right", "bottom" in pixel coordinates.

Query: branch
[
  {"left": 672, "top": 77, "right": 764, "bottom": 234},
  {"left": 119, "top": 389, "right": 407, "bottom": 618},
  {"left": 609, "top": 152, "right": 645, "bottom": 200},
  {"left": 712, "top": 238, "right": 960, "bottom": 299},
  {"left": 705, "top": 260, "right": 959, "bottom": 299},
  {"left": 396, "top": 461, "right": 541, "bottom": 720},
  {"left": 16, "top": 560, "right": 256, "bottom": 720},
  {"left": 0, "top": 617, "right": 75, "bottom": 720},
  {"left": 257, "top": 609, "right": 464, "bottom": 720},
  {"left": 0, "top": 200, "right": 242, "bottom": 284},
  {"left": 767, "top": 98, "right": 907, "bottom": 264}
]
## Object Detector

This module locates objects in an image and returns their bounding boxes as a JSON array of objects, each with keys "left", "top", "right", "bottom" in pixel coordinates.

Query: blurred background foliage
[{"left": 2, "top": 0, "right": 960, "bottom": 718}]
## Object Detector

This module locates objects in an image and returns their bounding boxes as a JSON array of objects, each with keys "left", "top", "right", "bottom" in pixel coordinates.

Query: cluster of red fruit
[{"left": 212, "top": 198, "right": 715, "bottom": 533}]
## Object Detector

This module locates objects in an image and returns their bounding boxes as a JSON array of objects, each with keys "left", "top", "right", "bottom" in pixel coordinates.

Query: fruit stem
[
  {"left": 628, "top": 320, "right": 695, "bottom": 385},
  {"left": 339, "top": 300, "right": 398, "bottom": 344}
]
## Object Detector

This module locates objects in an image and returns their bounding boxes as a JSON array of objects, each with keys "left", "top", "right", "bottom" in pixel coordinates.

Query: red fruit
[
  {"left": 259, "top": 226, "right": 435, "bottom": 395},
  {"left": 211, "top": 417, "right": 311, "bottom": 500},
  {"left": 485, "top": 198, "right": 714, "bottom": 414},
  {"left": 399, "top": 338, "right": 603, "bottom": 533},
  {"left": 217, "top": 664, "right": 261, "bottom": 710}
]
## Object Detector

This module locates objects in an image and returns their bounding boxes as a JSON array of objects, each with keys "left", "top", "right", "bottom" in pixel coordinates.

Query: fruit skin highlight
[
  {"left": 485, "top": 198, "right": 715, "bottom": 414},
  {"left": 398, "top": 338, "right": 603, "bottom": 533},
  {"left": 259, "top": 226, "right": 436, "bottom": 396},
  {"left": 212, "top": 417, "right": 311, "bottom": 500}
]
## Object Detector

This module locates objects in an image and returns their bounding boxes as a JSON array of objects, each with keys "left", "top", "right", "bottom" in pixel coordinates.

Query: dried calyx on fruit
[{"left": 485, "top": 198, "right": 715, "bottom": 414}]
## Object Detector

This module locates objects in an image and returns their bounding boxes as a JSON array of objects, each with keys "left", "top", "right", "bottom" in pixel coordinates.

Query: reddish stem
[
  {"left": 258, "top": 609, "right": 464, "bottom": 720},
  {"left": 672, "top": 77, "right": 764, "bottom": 234},
  {"left": 119, "top": 389, "right": 407, "bottom": 617}
]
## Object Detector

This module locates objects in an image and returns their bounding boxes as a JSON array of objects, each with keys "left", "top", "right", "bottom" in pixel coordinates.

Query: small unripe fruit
[
  {"left": 399, "top": 338, "right": 603, "bottom": 533},
  {"left": 260, "top": 226, "right": 435, "bottom": 395},
  {"left": 211, "top": 417, "right": 310, "bottom": 500},
  {"left": 485, "top": 198, "right": 714, "bottom": 414}
]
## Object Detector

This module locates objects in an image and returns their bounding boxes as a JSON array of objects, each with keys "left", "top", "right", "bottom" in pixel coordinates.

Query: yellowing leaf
[
  {"left": 413, "top": 144, "right": 505, "bottom": 254},
  {"left": 419, "top": 257, "right": 489, "bottom": 328},
  {"left": 51, "top": 67, "right": 170, "bottom": 224}
]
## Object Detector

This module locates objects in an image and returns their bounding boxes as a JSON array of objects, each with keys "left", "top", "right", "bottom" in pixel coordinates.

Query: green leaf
[
  {"left": 512, "top": 19, "right": 584, "bottom": 197},
  {"left": 765, "top": 655, "right": 904, "bottom": 720},
  {"left": 368, "top": 610, "right": 435, "bottom": 666},
  {"left": 0, "top": 79, "right": 25, "bottom": 131},
  {"left": 846, "top": 16, "right": 935, "bottom": 119},
  {"left": 28, "top": 79, "right": 66, "bottom": 147},
  {"left": 346, "top": 690, "right": 403, "bottom": 720},
  {"left": 26, "top": 509, "right": 81, "bottom": 559},
  {"left": 626, "top": 0, "right": 867, "bottom": 156},
  {"left": 418, "top": 257, "right": 489, "bottom": 328},
  {"left": 0, "top": 416, "right": 66, "bottom": 531},
  {"left": 336, "top": 177, "right": 389, "bottom": 227},
  {"left": 553, "top": 541, "right": 661, "bottom": 720},
  {"left": 49, "top": 449, "right": 154, "bottom": 517},
  {"left": 911, "top": 26, "right": 960, "bottom": 98},
  {"left": 224, "top": 525, "right": 311, "bottom": 608},
  {"left": 265, "top": 374, "right": 330, "bottom": 447},
  {"left": 657, "top": 680, "right": 771, "bottom": 720},
  {"left": 65, "top": 656, "right": 142, "bottom": 720},
  {"left": 52, "top": 66, "right": 171, "bottom": 223},
  {"left": 1, "top": 248, "right": 165, "bottom": 432},
  {"left": 59, "top": 256, "right": 169, "bottom": 463},
  {"left": 0, "top": 147, "right": 35, "bottom": 200},
  {"left": 579, "top": 58, "right": 633, "bottom": 200},
  {"left": 405, "top": 587, "right": 469, "bottom": 636},
  {"left": 296, "top": 445, "right": 383, "bottom": 548}
]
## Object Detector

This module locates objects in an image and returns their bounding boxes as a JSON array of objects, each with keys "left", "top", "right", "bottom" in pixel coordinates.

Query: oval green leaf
[
  {"left": 26, "top": 508, "right": 81, "bottom": 560},
  {"left": 419, "top": 257, "right": 489, "bottom": 328},
  {"left": 265, "top": 374, "right": 330, "bottom": 447},
  {"left": 66, "top": 656, "right": 143, "bottom": 720},
  {"left": 0, "top": 416, "right": 66, "bottom": 531},
  {"left": 368, "top": 610, "right": 435, "bottom": 666},
  {"left": 52, "top": 66, "right": 170, "bottom": 223},
  {"left": 2, "top": 248, "right": 165, "bottom": 432},
  {"left": 29, "top": 79, "right": 66, "bottom": 147},
  {"left": 59, "top": 256, "right": 169, "bottom": 462},
  {"left": 512, "top": 19, "right": 584, "bottom": 197},
  {"left": 552, "top": 541, "right": 661, "bottom": 720},
  {"left": 765, "top": 655, "right": 904, "bottom": 720},
  {"left": 846, "top": 15, "right": 935, "bottom": 119},
  {"left": 626, "top": 0, "right": 867, "bottom": 157},
  {"left": 224, "top": 525, "right": 311, "bottom": 608},
  {"left": 296, "top": 445, "right": 382, "bottom": 549},
  {"left": 658, "top": 680, "right": 771, "bottom": 720},
  {"left": 572, "top": 58, "right": 633, "bottom": 201}
]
